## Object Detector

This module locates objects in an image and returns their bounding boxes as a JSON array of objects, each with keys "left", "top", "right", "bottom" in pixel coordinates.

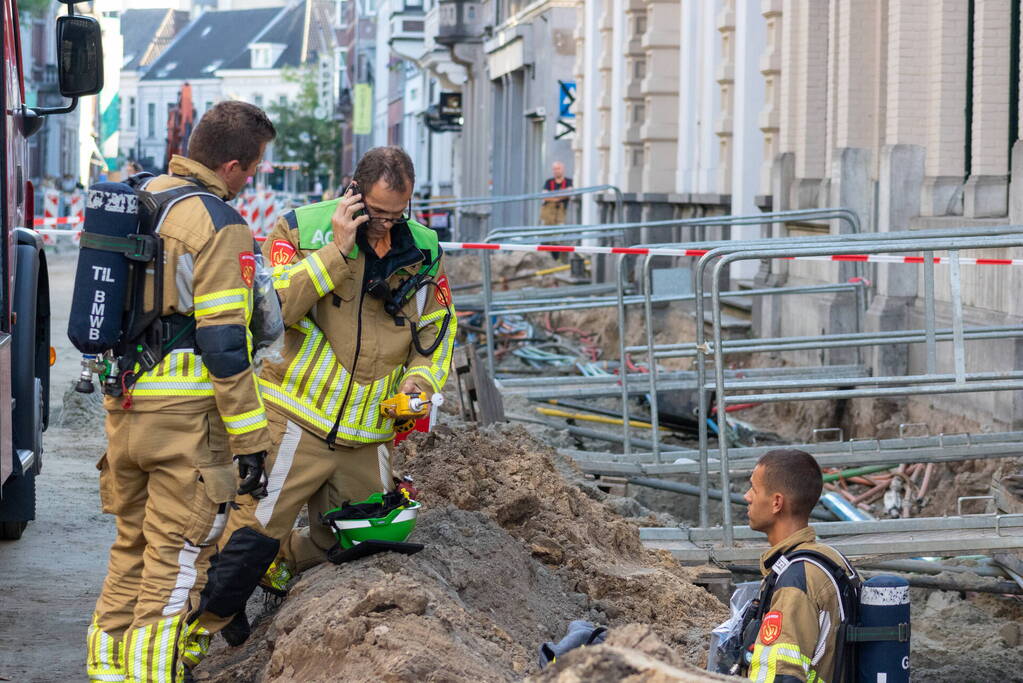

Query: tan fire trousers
[
  {"left": 89, "top": 408, "right": 236, "bottom": 682},
  {"left": 197, "top": 410, "right": 393, "bottom": 633}
]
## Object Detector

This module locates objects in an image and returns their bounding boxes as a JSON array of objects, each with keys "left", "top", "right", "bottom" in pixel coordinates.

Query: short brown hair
[
  {"left": 757, "top": 449, "right": 823, "bottom": 518},
  {"left": 187, "top": 101, "right": 276, "bottom": 170},
  {"left": 353, "top": 146, "right": 415, "bottom": 194}
]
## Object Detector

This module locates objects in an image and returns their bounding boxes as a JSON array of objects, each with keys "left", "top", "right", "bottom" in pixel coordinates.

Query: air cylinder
[{"left": 857, "top": 575, "right": 910, "bottom": 683}]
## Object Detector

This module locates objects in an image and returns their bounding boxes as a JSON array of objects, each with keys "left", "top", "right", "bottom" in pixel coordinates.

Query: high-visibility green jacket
[{"left": 258, "top": 201, "right": 456, "bottom": 445}]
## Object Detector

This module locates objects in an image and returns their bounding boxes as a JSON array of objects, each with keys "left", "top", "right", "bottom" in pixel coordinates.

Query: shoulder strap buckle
[
  {"left": 79, "top": 232, "right": 158, "bottom": 262},
  {"left": 846, "top": 622, "right": 911, "bottom": 643}
]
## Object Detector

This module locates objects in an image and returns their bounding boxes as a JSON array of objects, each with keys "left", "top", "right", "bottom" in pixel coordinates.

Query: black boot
[{"left": 221, "top": 610, "right": 251, "bottom": 647}]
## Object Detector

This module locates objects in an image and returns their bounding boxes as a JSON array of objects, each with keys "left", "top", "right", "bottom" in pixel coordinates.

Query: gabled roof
[
  {"left": 121, "top": 8, "right": 188, "bottom": 71},
  {"left": 222, "top": 1, "right": 308, "bottom": 70},
  {"left": 141, "top": 7, "right": 283, "bottom": 81}
]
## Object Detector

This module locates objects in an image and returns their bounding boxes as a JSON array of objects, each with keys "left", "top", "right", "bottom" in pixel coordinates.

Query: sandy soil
[{"left": 196, "top": 423, "right": 728, "bottom": 682}]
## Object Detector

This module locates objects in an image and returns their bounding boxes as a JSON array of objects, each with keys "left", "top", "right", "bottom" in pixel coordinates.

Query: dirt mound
[
  {"left": 197, "top": 424, "right": 726, "bottom": 681},
  {"left": 397, "top": 423, "right": 726, "bottom": 661},
  {"left": 912, "top": 589, "right": 1023, "bottom": 680},
  {"left": 58, "top": 379, "right": 105, "bottom": 430},
  {"left": 526, "top": 625, "right": 730, "bottom": 682}
]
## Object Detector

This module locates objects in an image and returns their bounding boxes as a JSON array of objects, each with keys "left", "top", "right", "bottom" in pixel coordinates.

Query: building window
[
  {"left": 129, "top": 96, "right": 136, "bottom": 129},
  {"left": 147, "top": 102, "right": 156, "bottom": 138},
  {"left": 205, "top": 101, "right": 213, "bottom": 114},
  {"left": 252, "top": 47, "right": 271, "bottom": 69},
  {"left": 633, "top": 58, "right": 646, "bottom": 80},
  {"left": 254, "top": 94, "right": 264, "bottom": 108},
  {"left": 632, "top": 104, "right": 645, "bottom": 124}
]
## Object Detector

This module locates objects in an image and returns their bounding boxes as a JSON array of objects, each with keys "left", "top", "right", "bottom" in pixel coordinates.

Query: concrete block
[
  {"left": 791, "top": 177, "right": 821, "bottom": 209},
  {"left": 921, "top": 175, "right": 964, "bottom": 217},
  {"left": 864, "top": 295, "right": 914, "bottom": 377},
  {"left": 753, "top": 152, "right": 794, "bottom": 339},
  {"left": 1009, "top": 140, "right": 1023, "bottom": 224},
  {"left": 963, "top": 174, "right": 1008, "bottom": 218},
  {"left": 877, "top": 144, "right": 925, "bottom": 298},
  {"left": 640, "top": 200, "right": 675, "bottom": 244},
  {"left": 830, "top": 147, "right": 875, "bottom": 282}
]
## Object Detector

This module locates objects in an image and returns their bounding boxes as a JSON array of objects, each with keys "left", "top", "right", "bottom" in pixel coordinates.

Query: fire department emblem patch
[
  {"left": 435, "top": 274, "right": 452, "bottom": 306},
  {"left": 239, "top": 251, "right": 256, "bottom": 288},
  {"left": 759, "top": 611, "right": 783, "bottom": 645},
  {"left": 270, "top": 239, "right": 296, "bottom": 266}
]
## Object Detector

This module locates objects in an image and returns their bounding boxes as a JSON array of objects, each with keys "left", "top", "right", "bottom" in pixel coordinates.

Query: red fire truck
[{"left": 0, "top": 0, "right": 102, "bottom": 539}]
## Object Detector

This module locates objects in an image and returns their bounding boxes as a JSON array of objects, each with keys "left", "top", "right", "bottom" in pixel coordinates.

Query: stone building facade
[{"left": 571, "top": 0, "right": 1023, "bottom": 427}]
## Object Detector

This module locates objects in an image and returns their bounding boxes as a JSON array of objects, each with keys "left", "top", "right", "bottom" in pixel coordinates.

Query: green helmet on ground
[{"left": 323, "top": 491, "right": 421, "bottom": 550}]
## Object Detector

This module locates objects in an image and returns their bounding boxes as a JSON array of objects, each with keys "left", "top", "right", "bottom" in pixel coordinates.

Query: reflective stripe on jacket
[
  {"left": 747, "top": 527, "right": 849, "bottom": 683},
  {"left": 258, "top": 203, "right": 456, "bottom": 444}
]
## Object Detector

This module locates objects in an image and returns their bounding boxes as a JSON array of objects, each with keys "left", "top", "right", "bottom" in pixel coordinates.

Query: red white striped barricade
[
  {"left": 41, "top": 189, "right": 60, "bottom": 245},
  {"left": 69, "top": 191, "right": 85, "bottom": 244}
]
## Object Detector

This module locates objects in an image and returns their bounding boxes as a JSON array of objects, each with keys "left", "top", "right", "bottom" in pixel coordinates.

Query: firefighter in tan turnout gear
[
  {"left": 190, "top": 146, "right": 457, "bottom": 648},
  {"left": 86, "top": 102, "right": 277, "bottom": 683},
  {"left": 742, "top": 449, "right": 857, "bottom": 683}
]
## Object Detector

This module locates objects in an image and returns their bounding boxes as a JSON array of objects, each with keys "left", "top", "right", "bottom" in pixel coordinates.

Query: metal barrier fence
[
  {"left": 478, "top": 208, "right": 864, "bottom": 378},
  {"left": 699, "top": 231, "right": 1023, "bottom": 544}
]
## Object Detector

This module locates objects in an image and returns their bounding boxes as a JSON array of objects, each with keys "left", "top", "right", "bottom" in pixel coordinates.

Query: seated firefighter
[
  {"left": 187, "top": 146, "right": 457, "bottom": 649},
  {"left": 739, "top": 449, "right": 860, "bottom": 682}
]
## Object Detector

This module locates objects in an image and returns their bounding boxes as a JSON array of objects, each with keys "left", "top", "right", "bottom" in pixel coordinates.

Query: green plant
[
  {"left": 267, "top": 66, "right": 342, "bottom": 190},
  {"left": 18, "top": 0, "right": 53, "bottom": 17}
]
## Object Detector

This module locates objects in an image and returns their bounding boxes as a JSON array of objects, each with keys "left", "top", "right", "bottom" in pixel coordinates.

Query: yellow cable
[
  {"left": 533, "top": 264, "right": 571, "bottom": 277},
  {"left": 536, "top": 406, "right": 670, "bottom": 431}
]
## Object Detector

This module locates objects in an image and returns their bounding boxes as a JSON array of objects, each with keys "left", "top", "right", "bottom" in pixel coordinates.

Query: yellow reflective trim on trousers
[
  {"left": 223, "top": 407, "right": 269, "bottom": 435},
  {"left": 87, "top": 615, "right": 126, "bottom": 682}
]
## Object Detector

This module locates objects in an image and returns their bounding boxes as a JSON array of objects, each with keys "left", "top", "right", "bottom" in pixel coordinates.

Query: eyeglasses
[{"left": 364, "top": 207, "right": 410, "bottom": 227}]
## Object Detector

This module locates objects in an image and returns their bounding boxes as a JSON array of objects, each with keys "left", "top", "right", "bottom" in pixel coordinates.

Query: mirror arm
[{"left": 32, "top": 98, "right": 79, "bottom": 117}]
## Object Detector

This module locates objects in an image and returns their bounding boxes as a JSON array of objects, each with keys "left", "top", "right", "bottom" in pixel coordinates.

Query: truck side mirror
[{"left": 56, "top": 14, "right": 103, "bottom": 98}]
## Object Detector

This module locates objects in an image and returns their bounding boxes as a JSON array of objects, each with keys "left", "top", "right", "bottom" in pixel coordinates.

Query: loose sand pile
[{"left": 197, "top": 423, "right": 726, "bottom": 682}]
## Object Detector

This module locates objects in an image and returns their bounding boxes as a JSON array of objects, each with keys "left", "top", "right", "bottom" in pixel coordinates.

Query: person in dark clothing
[{"left": 540, "top": 161, "right": 573, "bottom": 225}]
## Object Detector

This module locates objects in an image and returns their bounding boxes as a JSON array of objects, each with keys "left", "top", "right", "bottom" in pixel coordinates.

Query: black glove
[{"left": 234, "top": 452, "right": 268, "bottom": 499}]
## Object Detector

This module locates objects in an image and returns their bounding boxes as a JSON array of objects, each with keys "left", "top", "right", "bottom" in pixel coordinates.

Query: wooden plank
[{"left": 467, "top": 345, "right": 505, "bottom": 425}]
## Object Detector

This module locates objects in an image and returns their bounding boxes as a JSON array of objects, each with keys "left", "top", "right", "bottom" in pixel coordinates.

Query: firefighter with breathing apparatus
[
  {"left": 708, "top": 449, "right": 911, "bottom": 682},
  {"left": 189, "top": 145, "right": 457, "bottom": 653},
  {"left": 70, "top": 102, "right": 279, "bottom": 683}
]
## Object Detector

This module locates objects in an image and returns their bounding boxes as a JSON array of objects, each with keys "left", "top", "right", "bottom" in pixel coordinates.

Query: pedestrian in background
[
  {"left": 540, "top": 161, "right": 573, "bottom": 225},
  {"left": 87, "top": 101, "right": 277, "bottom": 683}
]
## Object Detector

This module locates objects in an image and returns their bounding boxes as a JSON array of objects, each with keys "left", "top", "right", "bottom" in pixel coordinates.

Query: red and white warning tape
[
  {"left": 435, "top": 242, "right": 1023, "bottom": 266},
  {"left": 33, "top": 216, "right": 83, "bottom": 227},
  {"left": 28, "top": 229, "right": 1023, "bottom": 267}
]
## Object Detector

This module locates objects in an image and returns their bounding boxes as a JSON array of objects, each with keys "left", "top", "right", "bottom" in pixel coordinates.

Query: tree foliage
[
  {"left": 18, "top": 0, "right": 52, "bottom": 17},
  {"left": 267, "top": 66, "right": 341, "bottom": 189}
]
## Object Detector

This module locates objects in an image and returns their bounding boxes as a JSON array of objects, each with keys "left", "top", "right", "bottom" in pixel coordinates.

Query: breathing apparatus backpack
[
  {"left": 712, "top": 548, "right": 911, "bottom": 682},
  {"left": 68, "top": 174, "right": 282, "bottom": 397}
]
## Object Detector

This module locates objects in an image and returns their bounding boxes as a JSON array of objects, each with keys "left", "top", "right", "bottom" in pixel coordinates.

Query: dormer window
[
  {"left": 250, "top": 43, "right": 286, "bottom": 70},
  {"left": 252, "top": 47, "right": 271, "bottom": 69}
]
